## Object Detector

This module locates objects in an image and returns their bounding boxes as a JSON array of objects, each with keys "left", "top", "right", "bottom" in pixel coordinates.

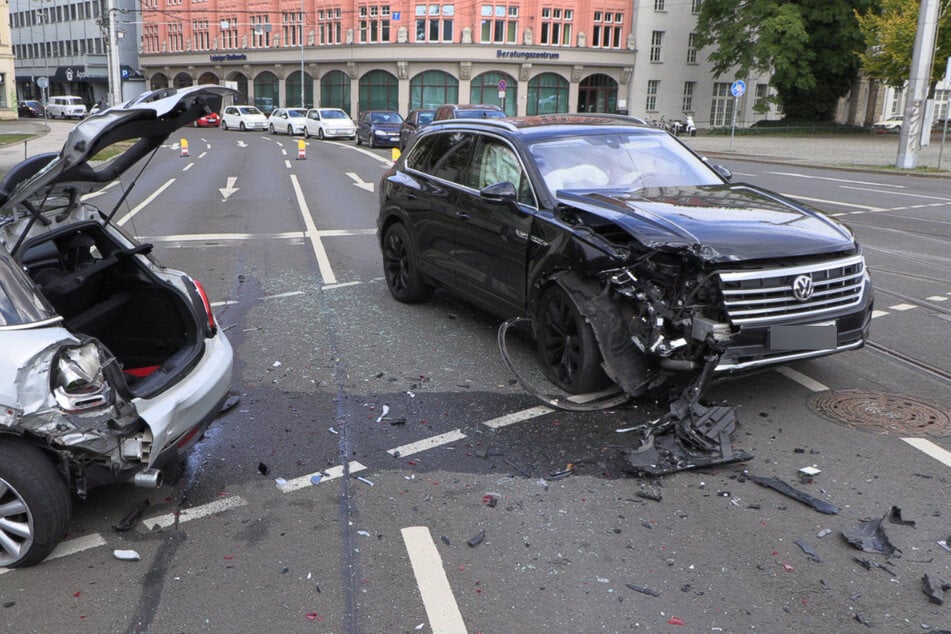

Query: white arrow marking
[
  {"left": 237, "top": 140, "right": 248, "bottom": 148},
  {"left": 346, "top": 172, "right": 375, "bottom": 192},
  {"left": 219, "top": 176, "right": 239, "bottom": 200}
]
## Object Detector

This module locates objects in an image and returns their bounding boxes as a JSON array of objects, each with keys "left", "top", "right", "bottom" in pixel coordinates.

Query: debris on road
[
  {"left": 852, "top": 557, "right": 896, "bottom": 576},
  {"left": 748, "top": 474, "right": 839, "bottom": 514},
  {"left": 842, "top": 516, "right": 900, "bottom": 556},
  {"left": 467, "top": 529, "right": 486, "bottom": 547},
  {"left": 274, "top": 477, "right": 288, "bottom": 487},
  {"left": 888, "top": 506, "right": 916, "bottom": 528},
  {"left": 635, "top": 485, "right": 663, "bottom": 502},
  {"left": 113, "top": 549, "right": 141, "bottom": 561},
  {"left": 624, "top": 583, "right": 660, "bottom": 597},
  {"left": 794, "top": 540, "right": 821, "bottom": 562},
  {"left": 355, "top": 476, "right": 374, "bottom": 487},
  {"left": 258, "top": 462, "right": 269, "bottom": 476},
  {"left": 113, "top": 498, "right": 149, "bottom": 532},
  {"left": 376, "top": 404, "right": 390, "bottom": 422},
  {"left": 482, "top": 493, "right": 499, "bottom": 508},
  {"left": 219, "top": 393, "right": 241, "bottom": 414},
  {"left": 547, "top": 464, "right": 575, "bottom": 481},
  {"left": 817, "top": 528, "right": 832, "bottom": 538},
  {"left": 798, "top": 465, "right": 821, "bottom": 482},
  {"left": 922, "top": 574, "right": 950, "bottom": 605}
]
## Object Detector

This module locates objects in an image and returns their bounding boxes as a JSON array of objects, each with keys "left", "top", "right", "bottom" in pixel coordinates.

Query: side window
[
  {"left": 406, "top": 132, "right": 475, "bottom": 185},
  {"left": 469, "top": 137, "right": 534, "bottom": 206}
]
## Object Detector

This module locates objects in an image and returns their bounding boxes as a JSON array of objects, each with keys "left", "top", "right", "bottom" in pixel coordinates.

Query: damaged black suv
[{"left": 377, "top": 115, "right": 873, "bottom": 399}]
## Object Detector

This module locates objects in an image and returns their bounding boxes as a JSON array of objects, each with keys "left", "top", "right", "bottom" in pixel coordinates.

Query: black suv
[
  {"left": 377, "top": 116, "right": 873, "bottom": 397},
  {"left": 432, "top": 103, "right": 506, "bottom": 121}
]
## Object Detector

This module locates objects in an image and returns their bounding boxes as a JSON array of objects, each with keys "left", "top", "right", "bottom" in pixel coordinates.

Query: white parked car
[
  {"left": 0, "top": 85, "right": 236, "bottom": 567},
  {"left": 46, "top": 95, "right": 87, "bottom": 119},
  {"left": 303, "top": 108, "right": 356, "bottom": 140},
  {"left": 871, "top": 114, "right": 902, "bottom": 133},
  {"left": 268, "top": 108, "right": 308, "bottom": 135},
  {"left": 221, "top": 105, "right": 268, "bottom": 131}
]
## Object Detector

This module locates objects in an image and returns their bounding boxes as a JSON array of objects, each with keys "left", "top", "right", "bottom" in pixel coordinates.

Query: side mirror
[
  {"left": 480, "top": 181, "right": 518, "bottom": 202},
  {"left": 712, "top": 164, "right": 733, "bottom": 181}
]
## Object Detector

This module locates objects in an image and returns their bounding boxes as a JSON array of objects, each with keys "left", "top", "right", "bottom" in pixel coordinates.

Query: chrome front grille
[{"left": 718, "top": 255, "right": 867, "bottom": 326}]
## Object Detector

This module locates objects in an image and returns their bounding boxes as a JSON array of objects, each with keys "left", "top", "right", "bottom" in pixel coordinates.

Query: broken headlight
[{"left": 51, "top": 342, "right": 113, "bottom": 412}]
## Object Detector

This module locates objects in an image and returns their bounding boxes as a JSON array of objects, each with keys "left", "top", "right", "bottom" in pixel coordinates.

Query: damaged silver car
[
  {"left": 0, "top": 85, "right": 236, "bottom": 567},
  {"left": 378, "top": 115, "right": 873, "bottom": 428}
]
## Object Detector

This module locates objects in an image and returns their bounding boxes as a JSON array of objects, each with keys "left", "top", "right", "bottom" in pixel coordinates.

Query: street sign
[
  {"left": 731, "top": 80, "right": 746, "bottom": 98},
  {"left": 498, "top": 79, "right": 507, "bottom": 92},
  {"left": 393, "top": 11, "right": 400, "bottom": 20},
  {"left": 36, "top": 77, "right": 48, "bottom": 89}
]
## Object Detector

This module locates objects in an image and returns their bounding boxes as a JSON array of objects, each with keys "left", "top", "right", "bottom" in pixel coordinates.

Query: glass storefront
[
  {"left": 358, "top": 69, "right": 398, "bottom": 112},
  {"left": 526, "top": 72, "right": 569, "bottom": 115},
  {"left": 470, "top": 71, "right": 517, "bottom": 116},
  {"left": 409, "top": 70, "right": 458, "bottom": 110}
]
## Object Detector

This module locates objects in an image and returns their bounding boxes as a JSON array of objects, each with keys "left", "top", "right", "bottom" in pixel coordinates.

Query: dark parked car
[
  {"left": 432, "top": 103, "right": 506, "bottom": 122},
  {"left": 356, "top": 110, "right": 404, "bottom": 148},
  {"left": 18, "top": 100, "right": 45, "bottom": 118},
  {"left": 399, "top": 109, "right": 436, "bottom": 150},
  {"left": 377, "top": 116, "right": 873, "bottom": 397}
]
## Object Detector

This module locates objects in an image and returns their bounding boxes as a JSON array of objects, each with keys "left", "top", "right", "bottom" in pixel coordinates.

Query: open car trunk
[{"left": 20, "top": 221, "right": 203, "bottom": 398}]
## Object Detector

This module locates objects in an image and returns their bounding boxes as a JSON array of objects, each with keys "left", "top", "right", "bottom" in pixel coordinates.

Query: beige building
[{"left": 0, "top": 0, "right": 16, "bottom": 120}]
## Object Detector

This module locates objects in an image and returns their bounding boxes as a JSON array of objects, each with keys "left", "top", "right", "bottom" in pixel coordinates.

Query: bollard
[
  {"left": 297, "top": 139, "right": 307, "bottom": 160},
  {"left": 180, "top": 138, "right": 189, "bottom": 158},
  {"left": 391, "top": 147, "right": 401, "bottom": 161}
]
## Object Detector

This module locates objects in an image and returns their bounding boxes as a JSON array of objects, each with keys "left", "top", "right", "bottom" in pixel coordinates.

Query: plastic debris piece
[
  {"left": 258, "top": 462, "right": 269, "bottom": 476},
  {"left": 467, "top": 529, "right": 486, "bottom": 547},
  {"left": 548, "top": 465, "right": 574, "bottom": 481},
  {"left": 922, "top": 574, "right": 947, "bottom": 605},
  {"left": 667, "top": 617, "right": 685, "bottom": 626},
  {"left": 440, "top": 536, "right": 451, "bottom": 546},
  {"left": 842, "top": 516, "right": 900, "bottom": 556},
  {"left": 852, "top": 557, "right": 896, "bottom": 576},
  {"left": 388, "top": 418, "right": 407, "bottom": 425},
  {"left": 113, "top": 498, "right": 150, "bottom": 532},
  {"left": 305, "top": 613, "right": 319, "bottom": 621},
  {"left": 781, "top": 562, "right": 795, "bottom": 571},
  {"left": 355, "top": 476, "right": 374, "bottom": 487},
  {"left": 505, "top": 459, "right": 531, "bottom": 477},
  {"left": 376, "top": 404, "right": 390, "bottom": 423},
  {"left": 272, "top": 361, "right": 282, "bottom": 367},
  {"left": 624, "top": 583, "right": 660, "bottom": 597},
  {"left": 483, "top": 493, "right": 499, "bottom": 508},
  {"left": 275, "top": 478, "right": 288, "bottom": 486},
  {"left": 799, "top": 466, "right": 821, "bottom": 477},
  {"left": 817, "top": 528, "right": 832, "bottom": 538},
  {"left": 328, "top": 427, "right": 339, "bottom": 435},
  {"left": 310, "top": 475, "right": 322, "bottom": 485},
  {"left": 113, "top": 549, "right": 141, "bottom": 561},
  {"left": 794, "top": 540, "right": 821, "bottom": 562},
  {"left": 219, "top": 393, "right": 241, "bottom": 414},
  {"left": 636, "top": 486, "right": 663, "bottom": 502},
  {"left": 939, "top": 540, "right": 951, "bottom": 553},
  {"left": 853, "top": 614, "right": 874, "bottom": 628},
  {"left": 357, "top": 530, "right": 370, "bottom": 537},
  {"left": 415, "top": 624, "right": 425, "bottom": 631},
  {"left": 748, "top": 474, "right": 839, "bottom": 514},
  {"left": 888, "top": 505, "right": 916, "bottom": 528}
]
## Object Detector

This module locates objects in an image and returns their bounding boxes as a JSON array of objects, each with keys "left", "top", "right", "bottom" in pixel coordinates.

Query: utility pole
[
  {"left": 897, "top": 0, "right": 940, "bottom": 168},
  {"left": 106, "top": 0, "right": 123, "bottom": 105}
]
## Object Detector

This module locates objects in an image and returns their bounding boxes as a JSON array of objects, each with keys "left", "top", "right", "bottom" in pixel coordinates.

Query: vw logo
[{"left": 792, "top": 274, "right": 815, "bottom": 301}]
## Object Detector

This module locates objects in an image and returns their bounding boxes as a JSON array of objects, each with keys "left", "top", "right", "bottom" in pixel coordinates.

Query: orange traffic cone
[
  {"left": 180, "top": 138, "right": 189, "bottom": 158},
  {"left": 297, "top": 139, "right": 306, "bottom": 160}
]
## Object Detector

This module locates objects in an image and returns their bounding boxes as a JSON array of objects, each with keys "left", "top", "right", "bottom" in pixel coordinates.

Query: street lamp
[{"left": 300, "top": 0, "right": 305, "bottom": 107}]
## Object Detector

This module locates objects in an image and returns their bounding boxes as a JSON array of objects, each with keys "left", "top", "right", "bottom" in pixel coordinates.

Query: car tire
[
  {"left": 356, "top": 135, "right": 362, "bottom": 146},
  {"left": 288, "top": 125, "right": 294, "bottom": 135},
  {"left": 382, "top": 223, "right": 434, "bottom": 303},
  {"left": 304, "top": 128, "right": 311, "bottom": 139},
  {"left": 0, "top": 438, "right": 72, "bottom": 568},
  {"left": 240, "top": 122, "right": 247, "bottom": 131},
  {"left": 222, "top": 120, "right": 229, "bottom": 130},
  {"left": 318, "top": 129, "right": 325, "bottom": 140},
  {"left": 269, "top": 124, "right": 275, "bottom": 134},
  {"left": 535, "top": 285, "right": 609, "bottom": 394}
]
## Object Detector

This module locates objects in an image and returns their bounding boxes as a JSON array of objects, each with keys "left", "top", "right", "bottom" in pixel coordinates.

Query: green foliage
[
  {"left": 857, "top": 0, "right": 951, "bottom": 89},
  {"left": 696, "top": 0, "right": 874, "bottom": 120}
]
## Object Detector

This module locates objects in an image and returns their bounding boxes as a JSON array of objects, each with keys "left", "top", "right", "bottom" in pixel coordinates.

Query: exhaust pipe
[{"left": 133, "top": 468, "right": 163, "bottom": 489}]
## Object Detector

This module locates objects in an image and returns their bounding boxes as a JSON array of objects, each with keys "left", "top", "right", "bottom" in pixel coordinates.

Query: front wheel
[
  {"left": 382, "top": 223, "right": 434, "bottom": 303},
  {"left": 318, "top": 129, "right": 325, "bottom": 140},
  {"left": 535, "top": 285, "right": 609, "bottom": 394},
  {"left": 222, "top": 120, "right": 229, "bottom": 130},
  {"left": 239, "top": 122, "right": 247, "bottom": 131},
  {"left": 0, "top": 439, "right": 72, "bottom": 568},
  {"left": 269, "top": 124, "right": 276, "bottom": 134},
  {"left": 304, "top": 127, "right": 311, "bottom": 139},
  {"left": 356, "top": 135, "right": 362, "bottom": 146}
]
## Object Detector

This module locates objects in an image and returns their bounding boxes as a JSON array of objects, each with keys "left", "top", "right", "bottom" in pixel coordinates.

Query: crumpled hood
[{"left": 557, "top": 184, "right": 856, "bottom": 263}]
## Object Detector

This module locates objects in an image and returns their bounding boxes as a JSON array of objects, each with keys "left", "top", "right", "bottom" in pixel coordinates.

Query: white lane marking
[
  {"left": 284, "top": 160, "right": 292, "bottom": 169},
  {"left": 348, "top": 144, "right": 396, "bottom": 164},
  {"left": 199, "top": 151, "right": 208, "bottom": 158},
  {"left": 141, "top": 231, "right": 305, "bottom": 242},
  {"left": 141, "top": 495, "right": 248, "bottom": 531},
  {"left": 323, "top": 281, "right": 364, "bottom": 290},
  {"left": 281, "top": 148, "right": 287, "bottom": 156},
  {"left": 219, "top": 176, "right": 240, "bottom": 201},
  {"left": 81, "top": 180, "right": 120, "bottom": 200},
  {"left": 888, "top": 303, "right": 916, "bottom": 311},
  {"left": 774, "top": 366, "right": 829, "bottom": 392},
  {"left": 401, "top": 526, "right": 468, "bottom": 634},
  {"left": 927, "top": 295, "right": 949, "bottom": 302},
  {"left": 182, "top": 162, "right": 195, "bottom": 172},
  {"left": 290, "top": 174, "right": 337, "bottom": 284},
  {"left": 320, "top": 229, "right": 377, "bottom": 237},
  {"left": 388, "top": 430, "right": 467, "bottom": 457},
  {"left": 902, "top": 437, "right": 951, "bottom": 468},
  {"left": 262, "top": 291, "right": 305, "bottom": 300},
  {"left": 839, "top": 185, "right": 951, "bottom": 202},
  {"left": 0, "top": 533, "right": 109, "bottom": 575},
  {"left": 278, "top": 461, "right": 367, "bottom": 493},
  {"left": 346, "top": 172, "right": 375, "bottom": 192},
  {"left": 766, "top": 172, "right": 906, "bottom": 188},
  {"left": 211, "top": 300, "right": 239, "bottom": 307},
  {"left": 483, "top": 406, "right": 554, "bottom": 429},
  {"left": 116, "top": 178, "right": 175, "bottom": 226},
  {"left": 782, "top": 194, "right": 882, "bottom": 211},
  {"left": 871, "top": 310, "right": 890, "bottom": 319}
]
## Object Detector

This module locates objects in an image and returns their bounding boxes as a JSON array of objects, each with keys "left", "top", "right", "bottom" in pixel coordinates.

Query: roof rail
[
  {"left": 426, "top": 118, "right": 520, "bottom": 132},
  {"left": 578, "top": 113, "right": 649, "bottom": 125}
]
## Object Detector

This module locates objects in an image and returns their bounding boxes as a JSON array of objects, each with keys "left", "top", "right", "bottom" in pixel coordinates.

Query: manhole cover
[{"left": 808, "top": 390, "right": 951, "bottom": 437}]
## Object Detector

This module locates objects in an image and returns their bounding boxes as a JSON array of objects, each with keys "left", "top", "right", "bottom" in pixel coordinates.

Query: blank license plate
[{"left": 769, "top": 323, "right": 837, "bottom": 351}]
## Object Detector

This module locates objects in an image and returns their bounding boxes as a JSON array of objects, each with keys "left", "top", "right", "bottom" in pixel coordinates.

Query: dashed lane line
[
  {"left": 182, "top": 162, "right": 195, "bottom": 172},
  {"left": 902, "top": 437, "right": 951, "bottom": 469},
  {"left": 401, "top": 526, "right": 468, "bottom": 633},
  {"left": 388, "top": 430, "right": 467, "bottom": 457},
  {"left": 140, "top": 494, "right": 249, "bottom": 531},
  {"left": 277, "top": 461, "right": 367, "bottom": 493},
  {"left": 0, "top": 534, "right": 109, "bottom": 575},
  {"left": 773, "top": 366, "right": 829, "bottom": 393},
  {"left": 481, "top": 388, "right": 631, "bottom": 430}
]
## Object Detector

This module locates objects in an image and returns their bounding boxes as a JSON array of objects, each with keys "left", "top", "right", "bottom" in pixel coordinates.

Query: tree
[
  {"left": 695, "top": 0, "right": 875, "bottom": 120},
  {"left": 857, "top": 0, "right": 951, "bottom": 90}
]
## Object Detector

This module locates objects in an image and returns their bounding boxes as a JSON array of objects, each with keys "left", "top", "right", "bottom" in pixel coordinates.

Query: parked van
[{"left": 47, "top": 95, "right": 87, "bottom": 119}]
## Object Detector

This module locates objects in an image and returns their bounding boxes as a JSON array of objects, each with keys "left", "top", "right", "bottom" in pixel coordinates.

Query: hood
[
  {"left": 0, "top": 85, "right": 239, "bottom": 221},
  {"left": 558, "top": 184, "right": 856, "bottom": 263},
  {"left": 372, "top": 122, "right": 402, "bottom": 131}
]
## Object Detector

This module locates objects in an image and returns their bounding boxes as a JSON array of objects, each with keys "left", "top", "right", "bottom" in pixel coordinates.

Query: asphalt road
[{"left": 1, "top": 128, "right": 949, "bottom": 633}]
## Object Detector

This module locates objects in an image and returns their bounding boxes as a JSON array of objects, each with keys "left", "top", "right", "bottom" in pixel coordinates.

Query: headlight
[
  {"left": 51, "top": 342, "right": 113, "bottom": 412},
  {"left": 374, "top": 130, "right": 386, "bottom": 136}
]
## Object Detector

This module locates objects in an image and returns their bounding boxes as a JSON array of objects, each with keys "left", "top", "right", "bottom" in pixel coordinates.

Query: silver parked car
[{"left": 0, "top": 85, "right": 236, "bottom": 567}]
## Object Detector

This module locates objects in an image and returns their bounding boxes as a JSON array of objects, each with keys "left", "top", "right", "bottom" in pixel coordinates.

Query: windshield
[
  {"left": 320, "top": 109, "right": 348, "bottom": 119},
  {"left": 238, "top": 107, "right": 263, "bottom": 116},
  {"left": 0, "top": 251, "right": 57, "bottom": 327},
  {"left": 287, "top": 109, "right": 306, "bottom": 118},
  {"left": 417, "top": 111, "right": 436, "bottom": 124},
  {"left": 529, "top": 132, "right": 723, "bottom": 192},
  {"left": 371, "top": 112, "right": 403, "bottom": 124}
]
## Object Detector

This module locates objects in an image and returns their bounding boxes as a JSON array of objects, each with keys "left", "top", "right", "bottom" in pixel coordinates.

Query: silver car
[{"left": 0, "top": 85, "right": 236, "bottom": 567}]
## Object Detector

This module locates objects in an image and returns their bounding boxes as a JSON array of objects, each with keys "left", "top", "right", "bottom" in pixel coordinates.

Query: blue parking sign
[{"left": 731, "top": 80, "right": 747, "bottom": 98}]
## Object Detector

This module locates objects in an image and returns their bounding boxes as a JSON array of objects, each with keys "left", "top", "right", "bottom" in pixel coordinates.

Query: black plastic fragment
[
  {"left": 625, "top": 583, "right": 660, "bottom": 597},
  {"left": 219, "top": 393, "right": 241, "bottom": 414},
  {"left": 922, "top": 574, "right": 947, "bottom": 605},
  {"left": 853, "top": 614, "right": 874, "bottom": 628},
  {"left": 748, "top": 475, "right": 839, "bottom": 515},
  {"left": 467, "top": 529, "right": 485, "bottom": 547},
  {"left": 440, "top": 536, "right": 451, "bottom": 546},
  {"left": 258, "top": 462, "right": 269, "bottom": 476},
  {"left": 842, "top": 516, "right": 900, "bottom": 556},
  {"left": 504, "top": 459, "right": 531, "bottom": 477},
  {"left": 794, "top": 540, "right": 821, "bottom": 562},
  {"left": 636, "top": 486, "right": 663, "bottom": 502},
  {"left": 852, "top": 557, "right": 896, "bottom": 576},
  {"left": 888, "top": 505, "right": 916, "bottom": 528},
  {"left": 113, "top": 498, "right": 150, "bottom": 532}
]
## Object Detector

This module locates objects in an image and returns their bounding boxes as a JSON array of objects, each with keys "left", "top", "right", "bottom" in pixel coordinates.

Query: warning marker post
[
  {"left": 297, "top": 139, "right": 307, "bottom": 160},
  {"left": 180, "top": 138, "right": 189, "bottom": 158}
]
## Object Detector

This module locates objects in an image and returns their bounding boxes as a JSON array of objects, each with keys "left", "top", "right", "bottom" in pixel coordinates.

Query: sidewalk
[{"left": 0, "top": 119, "right": 75, "bottom": 175}]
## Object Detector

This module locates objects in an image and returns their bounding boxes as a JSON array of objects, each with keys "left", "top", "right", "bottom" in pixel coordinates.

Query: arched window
[
  {"left": 578, "top": 74, "right": 618, "bottom": 113},
  {"left": 320, "top": 70, "right": 351, "bottom": 114},
  {"left": 197, "top": 72, "right": 220, "bottom": 85},
  {"left": 358, "top": 69, "right": 398, "bottom": 112},
  {"left": 227, "top": 72, "right": 249, "bottom": 103},
  {"left": 286, "top": 70, "right": 314, "bottom": 108},
  {"left": 253, "top": 71, "right": 280, "bottom": 113},
  {"left": 470, "top": 71, "right": 517, "bottom": 116},
  {"left": 173, "top": 72, "right": 193, "bottom": 89},
  {"left": 409, "top": 70, "right": 458, "bottom": 110},
  {"left": 149, "top": 73, "right": 169, "bottom": 90},
  {"left": 526, "top": 73, "right": 569, "bottom": 115}
]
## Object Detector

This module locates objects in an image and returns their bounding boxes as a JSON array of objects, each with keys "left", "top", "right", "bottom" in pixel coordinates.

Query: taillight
[
  {"left": 52, "top": 342, "right": 113, "bottom": 412},
  {"left": 191, "top": 278, "right": 217, "bottom": 336}
]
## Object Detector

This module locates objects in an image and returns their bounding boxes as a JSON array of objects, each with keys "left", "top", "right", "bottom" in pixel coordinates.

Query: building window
[
  {"left": 646, "top": 80, "right": 659, "bottom": 112},
  {"left": 654, "top": 0, "right": 665, "bottom": 10},
  {"left": 540, "top": 6, "right": 572, "bottom": 46},
  {"left": 169, "top": 23, "right": 183, "bottom": 52},
  {"left": 650, "top": 31, "right": 663, "bottom": 62},
  {"left": 591, "top": 12, "right": 621, "bottom": 48},
  {"left": 755, "top": 83, "right": 770, "bottom": 111},
  {"left": 416, "top": 4, "right": 454, "bottom": 42},
  {"left": 321, "top": 69, "right": 351, "bottom": 113},
  {"left": 220, "top": 17, "right": 239, "bottom": 49},
  {"left": 360, "top": 5, "right": 391, "bottom": 43},
  {"left": 687, "top": 33, "right": 698, "bottom": 64},
  {"left": 251, "top": 15, "right": 271, "bottom": 48},
  {"left": 282, "top": 12, "right": 302, "bottom": 47},
  {"left": 409, "top": 69, "right": 459, "bottom": 109},
  {"left": 936, "top": 88, "right": 950, "bottom": 122},
  {"left": 710, "top": 82, "right": 735, "bottom": 127},
  {"left": 692, "top": 0, "right": 702, "bottom": 14},
  {"left": 480, "top": 4, "right": 517, "bottom": 44},
  {"left": 318, "top": 8, "right": 342, "bottom": 45},
  {"left": 526, "top": 72, "right": 569, "bottom": 115},
  {"left": 193, "top": 20, "right": 209, "bottom": 51},
  {"left": 682, "top": 81, "right": 695, "bottom": 113}
]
